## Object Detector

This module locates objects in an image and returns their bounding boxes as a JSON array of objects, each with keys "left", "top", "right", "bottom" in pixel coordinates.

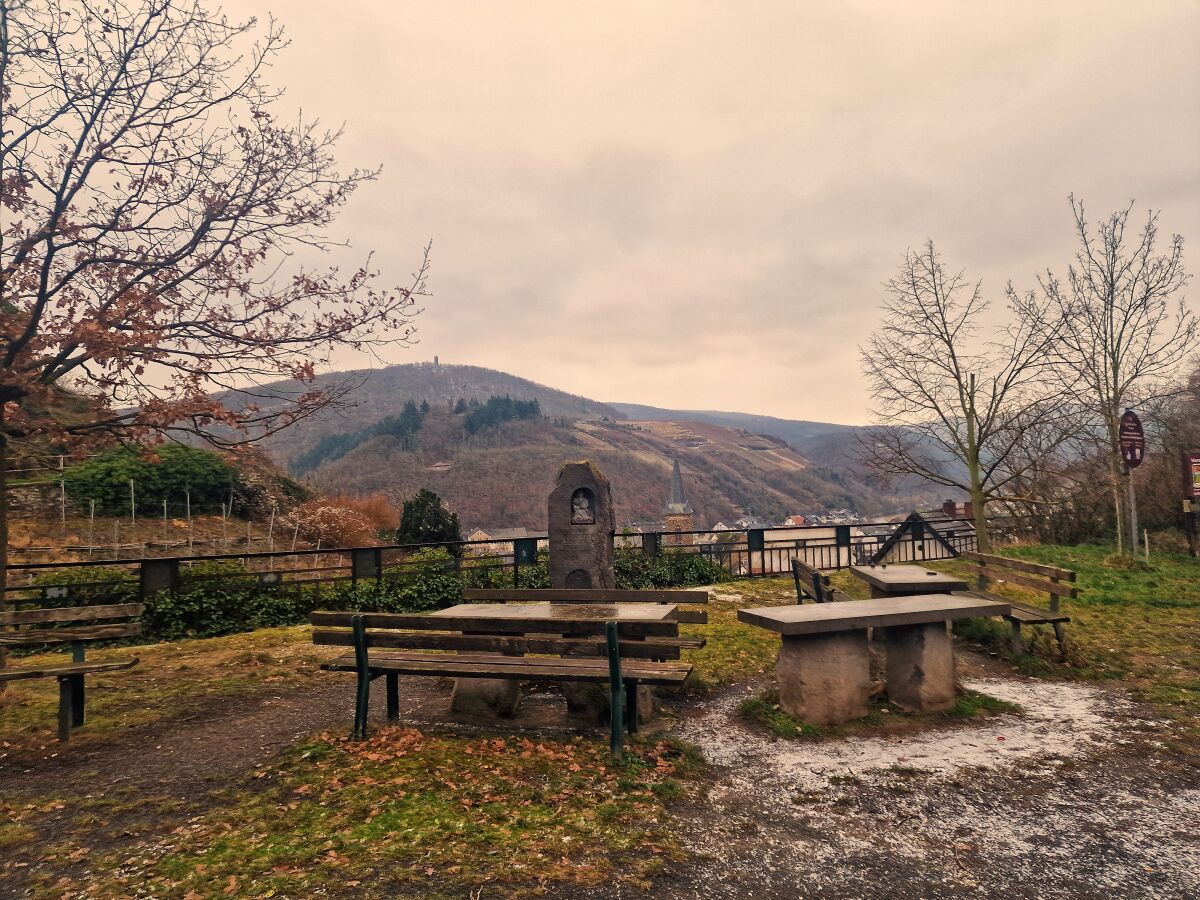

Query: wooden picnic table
[
  {"left": 849, "top": 563, "right": 970, "bottom": 598},
  {"left": 738, "top": 594, "right": 1009, "bottom": 723},
  {"left": 431, "top": 601, "right": 680, "bottom": 628},
  {"left": 428, "top": 602, "right": 682, "bottom": 719}
]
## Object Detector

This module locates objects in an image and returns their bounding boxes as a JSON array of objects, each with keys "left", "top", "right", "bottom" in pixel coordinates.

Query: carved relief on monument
[
  {"left": 571, "top": 488, "right": 595, "bottom": 524},
  {"left": 566, "top": 568, "right": 592, "bottom": 588}
]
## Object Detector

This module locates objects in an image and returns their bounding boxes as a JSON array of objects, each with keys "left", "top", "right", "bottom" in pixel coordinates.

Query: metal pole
[
  {"left": 88, "top": 500, "right": 95, "bottom": 554},
  {"left": 292, "top": 521, "right": 300, "bottom": 552},
  {"left": 130, "top": 478, "right": 136, "bottom": 524},
  {"left": 186, "top": 490, "right": 193, "bottom": 551},
  {"left": 59, "top": 480, "right": 66, "bottom": 528},
  {"left": 221, "top": 502, "right": 228, "bottom": 548},
  {"left": 163, "top": 498, "right": 169, "bottom": 545},
  {"left": 1144, "top": 529, "right": 1150, "bottom": 565},
  {"left": 268, "top": 502, "right": 277, "bottom": 552}
]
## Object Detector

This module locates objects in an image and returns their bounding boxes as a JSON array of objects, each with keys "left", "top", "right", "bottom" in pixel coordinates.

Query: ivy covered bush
[
  {"left": 615, "top": 547, "right": 728, "bottom": 588},
  {"left": 62, "top": 445, "right": 238, "bottom": 516}
]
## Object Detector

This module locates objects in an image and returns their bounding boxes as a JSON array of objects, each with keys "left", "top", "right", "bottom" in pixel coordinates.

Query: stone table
[
  {"left": 849, "top": 564, "right": 970, "bottom": 598},
  {"left": 738, "top": 594, "right": 1008, "bottom": 722},
  {"left": 431, "top": 602, "right": 679, "bottom": 716}
]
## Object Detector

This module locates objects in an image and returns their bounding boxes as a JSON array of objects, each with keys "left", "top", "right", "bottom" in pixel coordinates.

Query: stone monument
[
  {"left": 547, "top": 461, "right": 646, "bottom": 721},
  {"left": 548, "top": 461, "right": 616, "bottom": 590}
]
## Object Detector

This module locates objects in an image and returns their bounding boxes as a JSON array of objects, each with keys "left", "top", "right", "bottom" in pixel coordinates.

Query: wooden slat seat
[
  {"left": 311, "top": 628, "right": 704, "bottom": 659},
  {"left": 954, "top": 551, "right": 1076, "bottom": 656},
  {"left": 321, "top": 652, "right": 692, "bottom": 685},
  {"left": 0, "top": 658, "right": 139, "bottom": 683},
  {"left": 0, "top": 602, "right": 143, "bottom": 741},
  {"left": 311, "top": 608, "right": 693, "bottom": 755}
]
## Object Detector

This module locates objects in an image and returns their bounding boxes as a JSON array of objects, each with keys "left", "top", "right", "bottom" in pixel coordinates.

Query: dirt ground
[{"left": 2, "top": 650, "right": 1198, "bottom": 899}]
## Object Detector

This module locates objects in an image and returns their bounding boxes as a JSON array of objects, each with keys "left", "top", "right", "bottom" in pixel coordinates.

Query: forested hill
[
  {"left": 284, "top": 405, "right": 935, "bottom": 530},
  {"left": 247, "top": 362, "right": 622, "bottom": 461}
]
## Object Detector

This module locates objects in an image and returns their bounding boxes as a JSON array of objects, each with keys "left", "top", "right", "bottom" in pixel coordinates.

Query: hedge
[{"left": 26, "top": 547, "right": 726, "bottom": 644}]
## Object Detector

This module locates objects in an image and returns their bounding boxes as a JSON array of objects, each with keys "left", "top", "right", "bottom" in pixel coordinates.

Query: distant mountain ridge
[{"left": 607, "top": 403, "right": 856, "bottom": 454}]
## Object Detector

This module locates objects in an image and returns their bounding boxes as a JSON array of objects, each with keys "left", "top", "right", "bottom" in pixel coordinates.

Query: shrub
[
  {"left": 614, "top": 547, "right": 727, "bottom": 588},
  {"left": 62, "top": 445, "right": 238, "bottom": 516},
  {"left": 395, "top": 488, "right": 463, "bottom": 552},
  {"left": 289, "top": 500, "right": 380, "bottom": 547}
]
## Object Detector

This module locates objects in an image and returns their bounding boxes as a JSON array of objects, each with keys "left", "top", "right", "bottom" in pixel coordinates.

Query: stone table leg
[
  {"left": 449, "top": 630, "right": 521, "bottom": 717},
  {"left": 776, "top": 629, "right": 870, "bottom": 725},
  {"left": 885, "top": 621, "right": 956, "bottom": 713},
  {"left": 450, "top": 677, "right": 521, "bottom": 717}
]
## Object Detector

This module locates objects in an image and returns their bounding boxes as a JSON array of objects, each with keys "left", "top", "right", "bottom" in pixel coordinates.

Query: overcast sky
[{"left": 225, "top": 0, "right": 1200, "bottom": 425}]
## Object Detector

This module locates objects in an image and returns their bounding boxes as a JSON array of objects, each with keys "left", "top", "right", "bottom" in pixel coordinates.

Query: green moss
[
  {"left": 738, "top": 688, "right": 1020, "bottom": 741},
  {"left": 739, "top": 692, "right": 824, "bottom": 739},
  {"left": 0, "top": 822, "right": 36, "bottom": 850}
]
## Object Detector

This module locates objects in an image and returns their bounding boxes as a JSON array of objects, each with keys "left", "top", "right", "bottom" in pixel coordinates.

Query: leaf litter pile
[{"left": 86, "top": 727, "right": 702, "bottom": 898}]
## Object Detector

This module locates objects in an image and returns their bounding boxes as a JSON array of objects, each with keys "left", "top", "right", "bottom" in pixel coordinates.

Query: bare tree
[
  {"left": 0, "top": 2, "right": 428, "bottom": 606},
  {"left": 1034, "top": 197, "right": 1194, "bottom": 555},
  {"left": 859, "top": 242, "right": 1072, "bottom": 550}
]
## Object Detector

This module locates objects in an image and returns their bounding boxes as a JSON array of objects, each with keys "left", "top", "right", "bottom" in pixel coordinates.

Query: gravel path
[{"left": 635, "top": 676, "right": 1200, "bottom": 899}]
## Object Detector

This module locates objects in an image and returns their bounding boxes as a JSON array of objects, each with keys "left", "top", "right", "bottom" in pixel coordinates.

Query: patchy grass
[
  {"left": 56, "top": 728, "right": 703, "bottom": 899},
  {"left": 682, "top": 579, "right": 794, "bottom": 689},
  {"left": 0, "top": 625, "right": 324, "bottom": 750},
  {"left": 932, "top": 543, "right": 1200, "bottom": 742},
  {"left": 739, "top": 688, "right": 1021, "bottom": 742}
]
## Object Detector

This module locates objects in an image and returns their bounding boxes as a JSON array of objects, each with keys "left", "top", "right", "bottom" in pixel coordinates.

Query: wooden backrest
[
  {"left": 463, "top": 588, "right": 708, "bottom": 604},
  {"left": 460, "top": 588, "right": 709, "bottom": 624},
  {"left": 0, "top": 603, "right": 144, "bottom": 648},
  {"left": 791, "top": 560, "right": 853, "bottom": 604},
  {"left": 959, "top": 551, "right": 1077, "bottom": 611},
  {"left": 309, "top": 610, "right": 688, "bottom": 659}
]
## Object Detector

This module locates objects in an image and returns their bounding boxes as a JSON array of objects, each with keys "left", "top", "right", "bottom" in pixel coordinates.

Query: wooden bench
[
  {"left": 0, "top": 603, "right": 142, "bottom": 741},
  {"left": 952, "top": 551, "right": 1074, "bottom": 657},
  {"left": 310, "top": 609, "right": 694, "bottom": 758},
  {"left": 790, "top": 559, "right": 855, "bottom": 604}
]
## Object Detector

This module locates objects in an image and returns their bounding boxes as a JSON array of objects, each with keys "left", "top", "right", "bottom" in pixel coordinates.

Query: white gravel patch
[
  {"left": 677, "top": 676, "right": 1129, "bottom": 791},
  {"left": 655, "top": 676, "right": 1200, "bottom": 899}
]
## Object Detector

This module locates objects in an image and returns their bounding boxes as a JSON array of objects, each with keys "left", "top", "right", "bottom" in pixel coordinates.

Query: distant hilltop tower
[{"left": 662, "top": 459, "right": 695, "bottom": 546}]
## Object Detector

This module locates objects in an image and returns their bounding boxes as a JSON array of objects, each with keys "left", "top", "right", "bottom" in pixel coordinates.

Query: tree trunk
[
  {"left": 970, "top": 485, "right": 991, "bottom": 553},
  {"left": 0, "top": 414, "right": 8, "bottom": 686}
]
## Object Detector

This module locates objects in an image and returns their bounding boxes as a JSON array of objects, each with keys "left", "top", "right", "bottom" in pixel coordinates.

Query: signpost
[
  {"left": 1184, "top": 452, "right": 1200, "bottom": 558},
  {"left": 1118, "top": 409, "right": 1146, "bottom": 556}
]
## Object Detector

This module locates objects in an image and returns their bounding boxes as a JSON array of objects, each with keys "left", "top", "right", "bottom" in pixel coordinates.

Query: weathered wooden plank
[
  {"left": 674, "top": 610, "right": 707, "bottom": 625},
  {"left": 959, "top": 564, "right": 1077, "bottom": 597},
  {"left": 320, "top": 652, "right": 692, "bottom": 684},
  {"left": 0, "top": 658, "right": 139, "bottom": 683},
  {"left": 951, "top": 591, "right": 1070, "bottom": 624},
  {"left": 462, "top": 588, "right": 709, "bottom": 604},
  {"left": 961, "top": 551, "right": 1075, "bottom": 581},
  {"left": 311, "top": 629, "right": 700, "bottom": 659},
  {"left": 0, "top": 603, "right": 144, "bottom": 626},
  {"left": 0, "top": 623, "right": 142, "bottom": 647},
  {"left": 309, "top": 610, "right": 678, "bottom": 637}
]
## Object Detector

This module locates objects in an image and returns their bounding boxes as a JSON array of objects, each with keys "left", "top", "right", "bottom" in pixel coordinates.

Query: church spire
[{"left": 664, "top": 458, "right": 693, "bottom": 515}]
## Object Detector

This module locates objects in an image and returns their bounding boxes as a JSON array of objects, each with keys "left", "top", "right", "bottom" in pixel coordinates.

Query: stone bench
[{"left": 737, "top": 594, "right": 1009, "bottom": 724}]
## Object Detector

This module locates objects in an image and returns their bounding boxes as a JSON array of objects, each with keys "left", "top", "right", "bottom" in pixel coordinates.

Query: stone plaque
[{"left": 548, "top": 461, "right": 615, "bottom": 590}]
